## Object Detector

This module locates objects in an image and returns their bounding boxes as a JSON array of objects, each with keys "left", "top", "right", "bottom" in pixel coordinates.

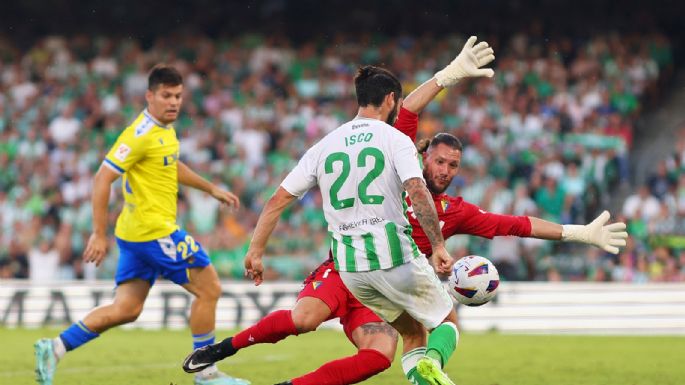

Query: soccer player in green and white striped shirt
[{"left": 241, "top": 65, "right": 460, "bottom": 385}]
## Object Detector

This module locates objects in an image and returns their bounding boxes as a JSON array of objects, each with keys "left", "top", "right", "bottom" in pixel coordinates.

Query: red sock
[
  {"left": 231, "top": 310, "right": 299, "bottom": 349},
  {"left": 291, "top": 349, "right": 391, "bottom": 385}
]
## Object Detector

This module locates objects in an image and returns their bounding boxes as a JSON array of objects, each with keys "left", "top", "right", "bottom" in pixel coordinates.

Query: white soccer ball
[{"left": 448, "top": 255, "right": 500, "bottom": 306}]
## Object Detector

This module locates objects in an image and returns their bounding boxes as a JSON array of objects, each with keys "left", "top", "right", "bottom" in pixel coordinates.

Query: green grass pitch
[{"left": 2, "top": 327, "right": 681, "bottom": 385}]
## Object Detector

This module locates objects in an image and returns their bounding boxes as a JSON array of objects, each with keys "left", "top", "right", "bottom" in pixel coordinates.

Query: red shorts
[{"left": 298, "top": 258, "right": 383, "bottom": 342}]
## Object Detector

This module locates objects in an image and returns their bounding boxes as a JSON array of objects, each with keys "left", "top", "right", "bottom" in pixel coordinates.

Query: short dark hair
[
  {"left": 354, "top": 65, "right": 402, "bottom": 107},
  {"left": 417, "top": 133, "right": 463, "bottom": 154},
  {"left": 148, "top": 64, "right": 183, "bottom": 91}
]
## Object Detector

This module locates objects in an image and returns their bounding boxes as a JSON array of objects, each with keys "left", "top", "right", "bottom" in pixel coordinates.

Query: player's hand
[
  {"left": 244, "top": 248, "right": 265, "bottom": 286},
  {"left": 434, "top": 36, "right": 495, "bottom": 87},
  {"left": 83, "top": 233, "right": 108, "bottom": 266},
  {"left": 210, "top": 187, "right": 240, "bottom": 209},
  {"left": 431, "top": 245, "right": 455, "bottom": 275},
  {"left": 561, "top": 210, "right": 628, "bottom": 254}
]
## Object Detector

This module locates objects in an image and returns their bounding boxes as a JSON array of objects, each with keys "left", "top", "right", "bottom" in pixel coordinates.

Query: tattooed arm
[
  {"left": 403, "top": 177, "right": 454, "bottom": 274},
  {"left": 403, "top": 177, "right": 444, "bottom": 248}
]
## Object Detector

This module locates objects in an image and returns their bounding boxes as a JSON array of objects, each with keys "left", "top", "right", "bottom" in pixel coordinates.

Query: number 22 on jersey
[{"left": 325, "top": 147, "right": 385, "bottom": 210}]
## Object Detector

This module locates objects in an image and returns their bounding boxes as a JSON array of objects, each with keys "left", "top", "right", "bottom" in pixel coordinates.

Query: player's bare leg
[
  {"left": 274, "top": 322, "right": 397, "bottom": 385},
  {"left": 184, "top": 266, "right": 222, "bottom": 339},
  {"left": 291, "top": 297, "right": 333, "bottom": 332},
  {"left": 351, "top": 322, "right": 397, "bottom": 361},
  {"left": 184, "top": 265, "right": 250, "bottom": 385},
  {"left": 84, "top": 279, "right": 151, "bottom": 331},
  {"left": 35, "top": 279, "right": 150, "bottom": 385},
  {"left": 183, "top": 297, "right": 330, "bottom": 373}
]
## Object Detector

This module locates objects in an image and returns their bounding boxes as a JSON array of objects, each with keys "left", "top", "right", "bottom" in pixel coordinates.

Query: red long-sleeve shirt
[{"left": 395, "top": 107, "right": 532, "bottom": 255}]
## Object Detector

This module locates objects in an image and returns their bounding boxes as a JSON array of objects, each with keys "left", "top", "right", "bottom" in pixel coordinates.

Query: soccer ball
[{"left": 448, "top": 255, "right": 500, "bottom": 306}]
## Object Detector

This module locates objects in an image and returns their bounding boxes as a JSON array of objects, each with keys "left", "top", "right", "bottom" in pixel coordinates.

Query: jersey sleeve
[
  {"left": 449, "top": 200, "right": 533, "bottom": 239},
  {"left": 394, "top": 107, "right": 419, "bottom": 141},
  {"left": 281, "top": 146, "right": 318, "bottom": 197},
  {"left": 390, "top": 130, "right": 424, "bottom": 183},
  {"left": 103, "top": 129, "right": 149, "bottom": 174}
]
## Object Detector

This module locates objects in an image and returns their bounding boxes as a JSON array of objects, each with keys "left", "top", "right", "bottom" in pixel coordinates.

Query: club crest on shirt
[
  {"left": 441, "top": 198, "right": 450, "bottom": 212},
  {"left": 312, "top": 281, "right": 323, "bottom": 290},
  {"left": 114, "top": 143, "right": 131, "bottom": 162}
]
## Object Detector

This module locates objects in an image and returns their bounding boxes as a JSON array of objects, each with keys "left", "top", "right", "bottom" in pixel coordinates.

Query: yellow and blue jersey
[{"left": 103, "top": 109, "right": 181, "bottom": 242}]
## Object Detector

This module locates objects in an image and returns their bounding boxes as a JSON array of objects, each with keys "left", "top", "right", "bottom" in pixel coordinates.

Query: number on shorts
[{"left": 176, "top": 235, "right": 200, "bottom": 260}]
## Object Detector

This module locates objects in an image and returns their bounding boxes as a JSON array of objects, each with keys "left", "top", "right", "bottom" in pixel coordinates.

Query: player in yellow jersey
[{"left": 34, "top": 65, "right": 249, "bottom": 385}]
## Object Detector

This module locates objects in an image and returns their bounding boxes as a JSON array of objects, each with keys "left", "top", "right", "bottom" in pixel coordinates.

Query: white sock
[
  {"left": 198, "top": 364, "right": 218, "bottom": 378},
  {"left": 401, "top": 347, "right": 427, "bottom": 376},
  {"left": 52, "top": 337, "right": 67, "bottom": 361}
]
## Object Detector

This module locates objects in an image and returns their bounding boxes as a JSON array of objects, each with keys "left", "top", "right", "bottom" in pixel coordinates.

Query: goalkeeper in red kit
[{"left": 183, "top": 37, "right": 628, "bottom": 385}]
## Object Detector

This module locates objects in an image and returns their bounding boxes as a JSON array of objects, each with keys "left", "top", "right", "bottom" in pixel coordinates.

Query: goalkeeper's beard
[{"left": 385, "top": 103, "right": 399, "bottom": 125}]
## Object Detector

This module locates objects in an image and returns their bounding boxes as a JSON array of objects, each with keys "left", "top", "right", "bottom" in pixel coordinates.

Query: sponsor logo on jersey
[
  {"left": 163, "top": 151, "right": 180, "bottom": 166},
  {"left": 312, "top": 281, "right": 323, "bottom": 290},
  {"left": 114, "top": 143, "right": 131, "bottom": 162}
]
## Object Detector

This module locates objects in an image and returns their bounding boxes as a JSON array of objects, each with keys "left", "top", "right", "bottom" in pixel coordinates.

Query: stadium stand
[{"left": 0, "top": 30, "right": 679, "bottom": 283}]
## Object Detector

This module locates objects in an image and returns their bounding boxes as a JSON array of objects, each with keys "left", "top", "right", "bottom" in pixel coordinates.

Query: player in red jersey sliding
[{"left": 183, "top": 37, "right": 628, "bottom": 385}]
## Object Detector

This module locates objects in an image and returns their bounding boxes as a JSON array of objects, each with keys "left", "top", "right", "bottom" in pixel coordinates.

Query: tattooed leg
[{"left": 286, "top": 322, "right": 396, "bottom": 385}]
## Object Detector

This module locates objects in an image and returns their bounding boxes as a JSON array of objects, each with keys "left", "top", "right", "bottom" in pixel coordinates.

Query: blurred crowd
[{"left": 0, "top": 32, "right": 681, "bottom": 283}]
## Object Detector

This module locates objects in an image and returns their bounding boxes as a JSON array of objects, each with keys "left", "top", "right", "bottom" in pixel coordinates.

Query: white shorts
[{"left": 339, "top": 257, "right": 453, "bottom": 330}]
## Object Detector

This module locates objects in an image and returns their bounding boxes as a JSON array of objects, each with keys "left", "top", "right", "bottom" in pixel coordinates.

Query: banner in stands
[{"left": 1, "top": 281, "right": 684, "bottom": 335}]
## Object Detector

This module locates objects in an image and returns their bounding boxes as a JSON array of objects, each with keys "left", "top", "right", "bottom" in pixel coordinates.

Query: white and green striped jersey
[{"left": 281, "top": 117, "right": 424, "bottom": 272}]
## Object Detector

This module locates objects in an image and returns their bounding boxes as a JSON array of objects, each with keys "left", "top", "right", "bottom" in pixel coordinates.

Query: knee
[
  {"left": 291, "top": 309, "right": 324, "bottom": 333},
  {"left": 195, "top": 279, "right": 222, "bottom": 302},
  {"left": 373, "top": 343, "right": 397, "bottom": 363},
  {"left": 360, "top": 349, "right": 393, "bottom": 371},
  {"left": 371, "top": 330, "right": 398, "bottom": 362},
  {"left": 352, "top": 322, "right": 398, "bottom": 362},
  {"left": 114, "top": 302, "right": 144, "bottom": 324}
]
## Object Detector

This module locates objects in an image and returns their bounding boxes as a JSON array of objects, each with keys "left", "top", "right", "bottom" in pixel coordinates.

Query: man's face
[
  {"left": 422, "top": 143, "right": 462, "bottom": 194},
  {"left": 146, "top": 84, "right": 183, "bottom": 124}
]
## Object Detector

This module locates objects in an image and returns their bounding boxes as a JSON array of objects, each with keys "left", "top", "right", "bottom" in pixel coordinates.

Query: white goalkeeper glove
[
  {"left": 561, "top": 211, "right": 628, "bottom": 254},
  {"left": 434, "top": 36, "right": 495, "bottom": 87}
]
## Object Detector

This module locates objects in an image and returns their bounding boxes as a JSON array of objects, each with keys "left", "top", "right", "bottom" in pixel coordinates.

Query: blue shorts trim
[{"left": 115, "top": 229, "right": 211, "bottom": 286}]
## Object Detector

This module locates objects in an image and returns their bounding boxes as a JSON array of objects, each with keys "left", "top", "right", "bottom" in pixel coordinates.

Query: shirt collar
[
  {"left": 143, "top": 109, "right": 168, "bottom": 128},
  {"left": 353, "top": 115, "right": 379, "bottom": 121},
  {"left": 432, "top": 192, "right": 447, "bottom": 200}
]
